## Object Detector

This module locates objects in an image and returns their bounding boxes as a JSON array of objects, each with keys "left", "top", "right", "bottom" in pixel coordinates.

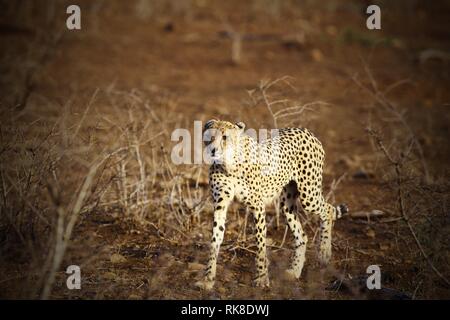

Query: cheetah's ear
[
  {"left": 235, "top": 121, "right": 245, "bottom": 131},
  {"left": 204, "top": 119, "right": 217, "bottom": 131}
]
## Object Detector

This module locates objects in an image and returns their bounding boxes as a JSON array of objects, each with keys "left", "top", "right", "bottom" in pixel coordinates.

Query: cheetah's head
[{"left": 203, "top": 119, "right": 246, "bottom": 171}]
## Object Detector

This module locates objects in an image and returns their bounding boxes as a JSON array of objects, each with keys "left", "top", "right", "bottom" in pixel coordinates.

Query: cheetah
[{"left": 195, "top": 119, "right": 348, "bottom": 290}]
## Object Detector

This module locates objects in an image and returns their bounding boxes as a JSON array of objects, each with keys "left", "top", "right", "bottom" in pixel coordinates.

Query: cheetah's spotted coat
[{"left": 195, "top": 120, "right": 348, "bottom": 290}]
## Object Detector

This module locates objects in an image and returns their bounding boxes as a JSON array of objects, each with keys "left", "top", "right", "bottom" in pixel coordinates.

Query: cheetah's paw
[
  {"left": 318, "top": 246, "right": 332, "bottom": 265},
  {"left": 254, "top": 274, "right": 270, "bottom": 288},
  {"left": 194, "top": 279, "right": 215, "bottom": 291},
  {"left": 285, "top": 268, "right": 301, "bottom": 280}
]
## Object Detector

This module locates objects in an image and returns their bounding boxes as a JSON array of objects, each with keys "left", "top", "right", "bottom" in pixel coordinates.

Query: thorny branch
[
  {"left": 352, "top": 62, "right": 430, "bottom": 182},
  {"left": 367, "top": 128, "right": 449, "bottom": 288},
  {"left": 251, "top": 76, "right": 329, "bottom": 129}
]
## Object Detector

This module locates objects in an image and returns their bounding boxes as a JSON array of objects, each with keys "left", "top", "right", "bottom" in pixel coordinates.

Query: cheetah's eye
[{"left": 204, "top": 136, "right": 214, "bottom": 145}]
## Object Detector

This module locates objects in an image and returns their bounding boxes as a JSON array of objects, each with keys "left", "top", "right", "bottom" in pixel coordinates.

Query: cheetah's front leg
[
  {"left": 195, "top": 191, "right": 232, "bottom": 291},
  {"left": 251, "top": 204, "right": 270, "bottom": 288}
]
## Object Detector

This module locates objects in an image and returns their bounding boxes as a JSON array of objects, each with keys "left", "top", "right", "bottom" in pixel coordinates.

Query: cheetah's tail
[{"left": 335, "top": 203, "right": 349, "bottom": 219}]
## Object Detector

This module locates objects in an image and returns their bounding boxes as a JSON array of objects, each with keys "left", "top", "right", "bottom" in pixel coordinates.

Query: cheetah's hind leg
[{"left": 280, "top": 181, "right": 308, "bottom": 280}]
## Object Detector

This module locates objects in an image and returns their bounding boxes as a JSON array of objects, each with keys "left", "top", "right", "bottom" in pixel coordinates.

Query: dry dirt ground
[{"left": 0, "top": 0, "right": 449, "bottom": 299}]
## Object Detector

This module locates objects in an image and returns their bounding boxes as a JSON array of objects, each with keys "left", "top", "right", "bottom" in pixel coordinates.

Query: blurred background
[{"left": 0, "top": 0, "right": 449, "bottom": 299}]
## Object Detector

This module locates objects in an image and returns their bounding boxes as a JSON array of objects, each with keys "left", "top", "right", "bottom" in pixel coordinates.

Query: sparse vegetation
[{"left": 0, "top": 0, "right": 449, "bottom": 299}]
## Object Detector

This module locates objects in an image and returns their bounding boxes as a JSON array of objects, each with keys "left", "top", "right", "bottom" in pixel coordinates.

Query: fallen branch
[{"left": 349, "top": 210, "right": 385, "bottom": 219}]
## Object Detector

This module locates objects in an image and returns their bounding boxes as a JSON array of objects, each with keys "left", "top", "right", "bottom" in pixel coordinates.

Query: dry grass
[{"left": 0, "top": 0, "right": 449, "bottom": 300}]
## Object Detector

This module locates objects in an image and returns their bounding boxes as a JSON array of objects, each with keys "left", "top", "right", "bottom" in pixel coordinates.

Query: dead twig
[
  {"left": 353, "top": 62, "right": 429, "bottom": 182},
  {"left": 367, "top": 128, "right": 450, "bottom": 288}
]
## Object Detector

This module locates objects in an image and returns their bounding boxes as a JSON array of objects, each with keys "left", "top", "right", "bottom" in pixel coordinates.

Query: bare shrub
[{"left": 354, "top": 63, "right": 450, "bottom": 297}]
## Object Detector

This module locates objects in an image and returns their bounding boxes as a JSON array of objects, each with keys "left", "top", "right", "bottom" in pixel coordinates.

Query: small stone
[
  {"left": 310, "top": 49, "right": 324, "bottom": 62},
  {"left": 217, "top": 286, "right": 227, "bottom": 294},
  {"left": 110, "top": 253, "right": 126, "bottom": 264},
  {"left": 326, "top": 25, "right": 338, "bottom": 36},
  {"left": 103, "top": 272, "right": 117, "bottom": 280},
  {"left": 188, "top": 262, "right": 205, "bottom": 271},
  {"left": 353, "top": 169, "right": 370, "bottom": 179},
  {"left": 366, "top": 228, "right": 376, "bottom": 238}
]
